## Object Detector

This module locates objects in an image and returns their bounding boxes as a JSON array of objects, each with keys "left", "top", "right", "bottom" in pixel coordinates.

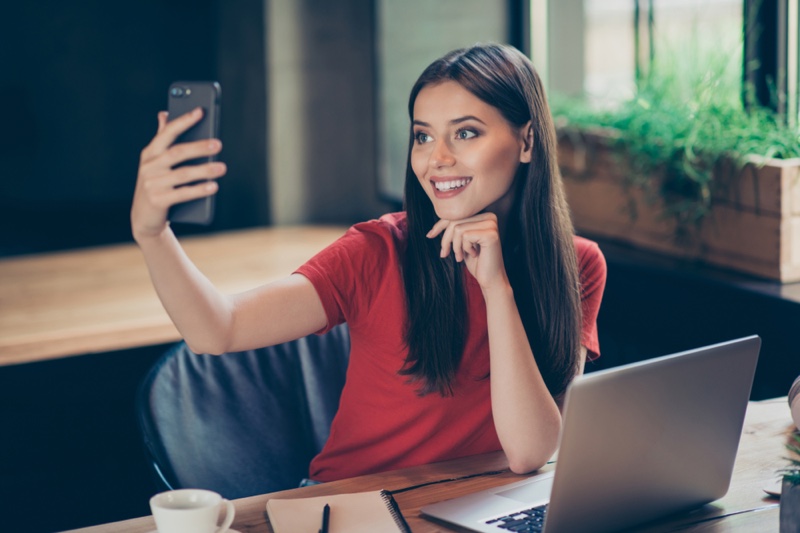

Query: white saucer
[{"left": 763, "top": 479, "right": 783, "bottom": 498}]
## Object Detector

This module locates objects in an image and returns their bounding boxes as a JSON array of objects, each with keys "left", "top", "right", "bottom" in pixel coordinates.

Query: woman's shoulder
[
  {"left": 345, "top": 212, "right": 408, "bottom": 246},
  {"left": 572, "top": 235, "right": 607, "bottom": 284},
  {"left": 572, "top": 234, "right": 603, "bottom": 259}
]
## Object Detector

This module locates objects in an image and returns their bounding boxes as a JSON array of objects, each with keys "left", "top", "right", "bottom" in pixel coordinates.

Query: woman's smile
[{"left": 431, "top": 176, "right": 473, "bottom": 196}]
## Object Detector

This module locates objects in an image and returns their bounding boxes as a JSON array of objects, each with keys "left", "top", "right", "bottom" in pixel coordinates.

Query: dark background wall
[
  {"left": 1, "top": 2, "right": 270, "bottom": 531},
  {"left": 0, "top": 0, "right": 268, "bottom": 257}
]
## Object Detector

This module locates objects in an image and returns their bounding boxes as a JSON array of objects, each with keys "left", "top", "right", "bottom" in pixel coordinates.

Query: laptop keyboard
[{"left": 485, "top": 504, "right": 548, "bottom": 532}]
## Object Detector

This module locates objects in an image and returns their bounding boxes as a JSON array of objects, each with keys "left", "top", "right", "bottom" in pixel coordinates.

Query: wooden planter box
[{"left": 558, "top": 130, "right": 800, "bottom": 282}]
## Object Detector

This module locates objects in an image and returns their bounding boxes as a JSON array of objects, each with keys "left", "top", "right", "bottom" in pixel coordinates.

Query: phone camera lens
[{"left": 170, "top": 87, "right": 185, "bottom": 97}]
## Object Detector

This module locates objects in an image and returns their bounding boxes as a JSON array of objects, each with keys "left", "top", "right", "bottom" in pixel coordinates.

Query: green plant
[
  {"left": 551, "top": 27, "right": 800, "bottom": 231},
  {"left": 781, "top": 433, "right": 800, "bottom": 485}
]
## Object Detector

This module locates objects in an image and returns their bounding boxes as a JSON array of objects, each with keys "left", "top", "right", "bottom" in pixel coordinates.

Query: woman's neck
[{"left": 484, "top": 189, "right": 515, "bottom": 241}]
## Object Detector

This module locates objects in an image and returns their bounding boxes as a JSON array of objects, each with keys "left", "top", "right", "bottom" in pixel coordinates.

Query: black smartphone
[{"left": 166, "top": 81, "right": 221, "bottom": 225}]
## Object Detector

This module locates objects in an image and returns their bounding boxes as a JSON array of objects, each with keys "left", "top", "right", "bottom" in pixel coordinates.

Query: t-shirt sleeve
[
  {"left": 576, "top": 238, "right": 607, "bottom": 359},
  {"left": 294, "top": 218, "right": 399, "bottom": 334}
]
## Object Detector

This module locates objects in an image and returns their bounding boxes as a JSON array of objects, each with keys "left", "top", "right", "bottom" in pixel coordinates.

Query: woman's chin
[{"left": 432, "top": 205, "right": 480, "bottom": 222}]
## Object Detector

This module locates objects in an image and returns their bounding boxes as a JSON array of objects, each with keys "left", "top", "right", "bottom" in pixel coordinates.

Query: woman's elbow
[
  {"left": 504, "top": 428, "right": 560, "bottom": 474},
  {"left": 507, "top": 452, "right": 552, "bottom": 475},
  {"left": 185, "top": 337, "right": 229, "bottom": 356}
]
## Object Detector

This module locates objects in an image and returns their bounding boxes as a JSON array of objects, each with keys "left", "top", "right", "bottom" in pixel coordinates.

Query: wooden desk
[
  {"left": 0, "top": 226, "right": 346, "bottom": 366},
  {"left": 66, "top": 398, "right": 792, "bottom": 532}
]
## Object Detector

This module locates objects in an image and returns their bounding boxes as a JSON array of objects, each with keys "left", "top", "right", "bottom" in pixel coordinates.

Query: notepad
[{"left": 266, "top": 489, "right": 411, "bottom": 533}]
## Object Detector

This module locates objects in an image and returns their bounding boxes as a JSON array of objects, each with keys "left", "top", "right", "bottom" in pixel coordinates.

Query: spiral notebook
[{"left": 266, "top": 489, "right": 411, "bottom": 533}]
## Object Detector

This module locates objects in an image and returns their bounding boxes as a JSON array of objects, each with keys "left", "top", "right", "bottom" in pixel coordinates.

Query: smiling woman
[{"left": 131, "top": 42, "right": 607, "bottom": 485}]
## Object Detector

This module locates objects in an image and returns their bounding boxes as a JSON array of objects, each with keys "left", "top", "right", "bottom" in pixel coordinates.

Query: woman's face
[{"left": 411, "top": 80, "right": 531, "bottom": 222}]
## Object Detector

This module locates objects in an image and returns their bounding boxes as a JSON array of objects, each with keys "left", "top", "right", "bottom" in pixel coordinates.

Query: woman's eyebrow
[
  {"left": 451, "top": 115, "right": 486, "bottom": 125},
  {"left": 412, "top": 115, "right": 487, "bottom": 127}
]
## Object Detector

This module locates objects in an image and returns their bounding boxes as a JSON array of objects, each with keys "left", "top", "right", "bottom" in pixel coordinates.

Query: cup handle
[{"left": 216, "top": 498, "right": 235, "bottom": 533}]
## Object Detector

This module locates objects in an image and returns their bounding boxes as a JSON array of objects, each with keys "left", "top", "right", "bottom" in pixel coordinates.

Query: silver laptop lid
[
  {"left": 543, "top": 335, "right": 761, "bottom": 532},
  {"left": 420, "top": 335, "right": 761, "bottom": 533}
]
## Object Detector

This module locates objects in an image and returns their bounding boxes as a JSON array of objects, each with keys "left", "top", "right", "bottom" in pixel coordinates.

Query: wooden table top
[
  {"left": 0, "top": 226, "right": 346, "bottom": 366},
  {"left": 65, "top": 398, "right": 792, "bottom": 533}
]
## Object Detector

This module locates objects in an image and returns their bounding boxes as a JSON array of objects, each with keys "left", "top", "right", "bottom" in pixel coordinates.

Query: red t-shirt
[{"left": 295, "top": 212, "right": 606, "bottom": 482}]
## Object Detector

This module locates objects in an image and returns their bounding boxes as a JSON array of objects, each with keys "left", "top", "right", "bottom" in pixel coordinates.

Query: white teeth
[{"left": 434, "top": 178, "right": 471, "bottom": 191}]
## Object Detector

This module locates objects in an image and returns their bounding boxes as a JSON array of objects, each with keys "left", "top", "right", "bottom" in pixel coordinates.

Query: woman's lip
[{"left": 430, "top": 176, "right": 473, "bottom": 197}]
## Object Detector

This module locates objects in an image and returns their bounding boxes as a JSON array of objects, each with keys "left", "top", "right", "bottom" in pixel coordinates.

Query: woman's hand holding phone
[{"left": 131, "top": 108, "right": 226, "bottom": 242}]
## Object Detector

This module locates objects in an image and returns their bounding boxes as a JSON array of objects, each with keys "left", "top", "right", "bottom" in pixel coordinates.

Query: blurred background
[
  {"left": 0, "top": 0, "right": 754, "bottom": 256},
  {"left": 1, "top": 1, "right": 797, "bottom": 532}
]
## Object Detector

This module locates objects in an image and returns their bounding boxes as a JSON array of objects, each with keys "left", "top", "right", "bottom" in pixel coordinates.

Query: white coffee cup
[{"left": 150, "top": 489, "right": 235, "bottom": 533}]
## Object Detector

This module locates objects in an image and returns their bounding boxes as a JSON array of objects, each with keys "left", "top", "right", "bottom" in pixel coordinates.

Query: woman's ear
[{"left": 519, "top": 121, "right": 533, "bottom": 163}]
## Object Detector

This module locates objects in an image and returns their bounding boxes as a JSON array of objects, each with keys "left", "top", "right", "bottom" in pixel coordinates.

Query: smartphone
[{"left": 166, "top": 81, "right": 221, "bottom": 225}]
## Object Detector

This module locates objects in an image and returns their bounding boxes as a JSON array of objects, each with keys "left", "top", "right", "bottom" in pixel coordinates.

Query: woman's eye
[
  {"left": 415, "top": 131, "right": 432, "bottom": 144},
  {"left": 456, "top": 129, "right": 477, "bottom": 140}
]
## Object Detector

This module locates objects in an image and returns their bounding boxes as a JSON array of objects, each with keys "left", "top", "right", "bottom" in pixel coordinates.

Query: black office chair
[{"left": 136, "top": 324, "right": 349, "bottom": 499}]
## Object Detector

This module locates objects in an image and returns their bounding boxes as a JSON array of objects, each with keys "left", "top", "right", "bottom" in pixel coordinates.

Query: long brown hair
[{"left": 400, "top": 43, "right": 582, "bottom": 398}]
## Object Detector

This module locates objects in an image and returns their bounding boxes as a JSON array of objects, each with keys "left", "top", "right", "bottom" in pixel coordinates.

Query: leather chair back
[{"left": 136, "top": 324, "right": 349, "bottom": 498}]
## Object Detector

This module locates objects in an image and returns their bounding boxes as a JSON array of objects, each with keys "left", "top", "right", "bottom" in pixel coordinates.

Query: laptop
[{"left": 421, "top": 335, "right": 761, "bottom": 533}]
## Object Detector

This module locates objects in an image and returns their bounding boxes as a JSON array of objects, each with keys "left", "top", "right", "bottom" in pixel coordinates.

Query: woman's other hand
[
  {"left": 426, "top": 212, "right": 509, "bottom": 291},
  {"left": 131, "top": 108, "right": 226, "bottom": 241}
]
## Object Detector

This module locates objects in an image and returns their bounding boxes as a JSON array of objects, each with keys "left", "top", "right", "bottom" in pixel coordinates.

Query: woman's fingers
[
  {"left": 140, "top": 137, "right": 222, "bottom": 184},
  {"left": 427, "top": 213, "right": 498, "bottom": 261},
  {"left": 426, "top": 218, "right": 450, "bottom": 239},
  {"left": 162, "top": 138, "right": 223, "bottom": 169},
  {"left": 156, "top": 111, "right": 169, "bottom": 134},
  {"left": 450, "top": 223, "right": 466, "bottom": 262},
  {"left": 139, "top": 146, "right": 225, "bottom": 184},
  {"left": 172, "top": 161, "right": 227, "bottom": 187},
  {"left": 426, "top": 218, "right": 451, "bottom": 239},
  {"left": 140, "top": 161, "right": 226, "bottom": 197},
  {"left": 137, "top": 168, "right": 220, "bottom": 217},
  {"left": 453, "top": 223, "right": 493, "bottom": 263},
  {"left": 155, "top": 107, "right": 204, "bottom": 150},
  {"left": 425, "top": 215, "right": 511, "bottom": 289},
  {"left": 440, "top": 222, "right": 457, "bottom": 259},
  {"left": 141, "top": 107, "right": 206, "bottom": 162},
  {"left": 425, "top": 214, "right": 508, "bottom": 288},
  {"left": 163, "top": 179, "right": 219, "bottom": 206},
  {"left": 132, "top": 108, "right": 226, "bottom": 240},
  {"left": 434, "top": 219, "right": 468, "bottom": 260}
]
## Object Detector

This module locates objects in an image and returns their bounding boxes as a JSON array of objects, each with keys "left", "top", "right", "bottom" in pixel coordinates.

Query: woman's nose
[{"left": 430, "top": 140, "right": 456, "bottom": 168}]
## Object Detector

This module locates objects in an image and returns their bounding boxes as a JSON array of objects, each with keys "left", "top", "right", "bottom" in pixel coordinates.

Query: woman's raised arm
[{"left": 131, "top": 111, "right": 327, "bottom": 354}]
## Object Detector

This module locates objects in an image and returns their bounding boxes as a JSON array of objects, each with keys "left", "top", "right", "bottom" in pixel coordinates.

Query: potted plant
[
  {"left": 780, "top": 434, "right": 800, "bottom": 532},
  {"left": 552, "top": 36, "right": 800, "bottom": 282}
]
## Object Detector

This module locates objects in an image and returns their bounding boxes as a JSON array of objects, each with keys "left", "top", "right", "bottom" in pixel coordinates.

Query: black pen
[{"left": 319, "top": 503, "right": 330, "bottom": 533}]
